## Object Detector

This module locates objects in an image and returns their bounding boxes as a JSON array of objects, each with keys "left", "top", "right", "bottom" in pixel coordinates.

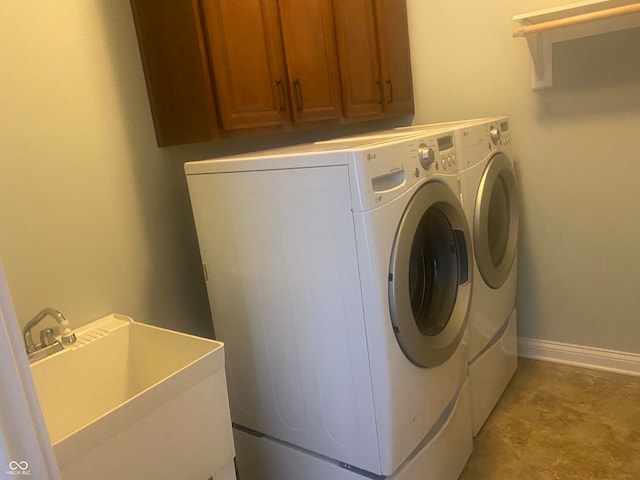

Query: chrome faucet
[{"left": 23, "top": 307, "right": 77, "bottom": 355}]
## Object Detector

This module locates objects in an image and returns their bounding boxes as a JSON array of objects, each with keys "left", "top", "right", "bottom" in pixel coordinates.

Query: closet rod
[{"left": 512, "top": 2, "right": 640, "bottom": 37}]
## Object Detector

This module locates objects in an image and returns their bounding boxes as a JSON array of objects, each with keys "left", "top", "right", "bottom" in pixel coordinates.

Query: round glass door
[
  {"left": 389, "top": 181, "right": 472, "bottom": 368},
  {"left": 474, "top": 153, "right": 519, "bottom": 289},
  {"left": 409, "top": 208, "right": 459, "bottom": 337}
]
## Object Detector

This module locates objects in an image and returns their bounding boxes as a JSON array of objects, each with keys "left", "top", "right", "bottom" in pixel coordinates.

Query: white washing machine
[
  {"left": 185, "top": 132, "right": 474, "bottom": 479},
  {"left": 321, "top": 117, "right": 520, "bottom": 435}
]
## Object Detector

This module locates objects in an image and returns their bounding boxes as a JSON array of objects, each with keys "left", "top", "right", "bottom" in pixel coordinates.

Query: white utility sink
[{"left": 29, "top": 314, "right": 236, "bottom": 480}]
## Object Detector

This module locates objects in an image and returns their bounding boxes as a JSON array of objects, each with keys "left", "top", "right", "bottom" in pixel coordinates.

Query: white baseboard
[{"left": 518, "top": 337, "right": 640, "bottom": 377}]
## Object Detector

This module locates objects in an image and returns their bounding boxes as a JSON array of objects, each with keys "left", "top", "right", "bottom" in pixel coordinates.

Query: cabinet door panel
[
  {"left": 333, "top": 0, "right": 384, "bottom": 119},
  {"left": 130, "top": 0, "right": 219, "bottom": 146},
  {"left": 374, "top": 0, "right": 414, "bottom": 114},
  {"left": 200, "top": 0, "right": 290, "bottom": 130},
  {"left": 278, "top": 0, "right": 342, "bottom": 123}
]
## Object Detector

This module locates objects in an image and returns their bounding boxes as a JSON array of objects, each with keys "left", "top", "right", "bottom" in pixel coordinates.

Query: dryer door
[
  {"left": 474, "top": 152, "right": 519, "bottom": 289},
  {"left": 389, "top": 181, "right": 472, "bottom": 368}
]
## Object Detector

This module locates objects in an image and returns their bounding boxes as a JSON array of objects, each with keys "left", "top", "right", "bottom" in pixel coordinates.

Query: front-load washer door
[
  {"left": 474, "top": 152, "right": 519, "bottom": 289},
  {"left": 389, "top": 180, "right": 472, "bottom": 368}
]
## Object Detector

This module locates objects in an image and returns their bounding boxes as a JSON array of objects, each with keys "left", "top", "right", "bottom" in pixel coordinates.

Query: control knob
[
  {"left": 489, "top": 125, "right": 501, "bottom": 145},
  {"left": 418, "top": 144, "right": 435, "bottom": 170}
]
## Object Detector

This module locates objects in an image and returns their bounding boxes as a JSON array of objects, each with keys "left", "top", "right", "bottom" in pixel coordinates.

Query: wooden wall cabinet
[
  {"left": 198, "top": 0, "right": 342, "bottom": 132},
  {"left": 374, "top": 0, "right": 414, "bottom": 115},
  {"left": 333, "top": 0, "right": 414, "bottom": 119},
  {"left": 199, "top": 0, "right": 290, "bottom": 132},
  {"left": 278, "top": 0, "right": 343, "bottom": 124},
  {"left": 129, "top": 0, "right": 220, "bottom": 146},
  {"left": 130, "top": 0, "right": 413, "bottom": 147}
]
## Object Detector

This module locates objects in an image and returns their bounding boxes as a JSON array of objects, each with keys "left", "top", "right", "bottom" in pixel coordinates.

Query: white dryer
[
  {"left": 452, "top": 118, "right": 518, "bottom": 435},
  {"left": 185, "top": 132, "right": 473, "bottom": 479},
  {"left": 397, "top": 118, "right": 519, "bottom": 435}
]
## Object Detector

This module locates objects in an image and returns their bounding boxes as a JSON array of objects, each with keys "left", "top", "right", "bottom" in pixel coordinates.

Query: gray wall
[
  {"left": 2, "top": 0, "right": 639, "bottom": 355},
  {"left": 1, "top": 0, "right": 210, "bottom": 336},
  {"left": 407, "top": 0, "right": 640, "bottom": 353}
]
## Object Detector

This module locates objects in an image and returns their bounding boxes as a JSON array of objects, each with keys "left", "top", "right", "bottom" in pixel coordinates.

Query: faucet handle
[
  {"left": 61, "top": 331, "right": 77, "bottom": 345},
  {"left": 40, "top": 328, "right": 57, "bottom": 347}
]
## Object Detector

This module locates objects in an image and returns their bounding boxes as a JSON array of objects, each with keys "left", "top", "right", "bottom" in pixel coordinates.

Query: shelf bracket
[{"left": 524, "top": 32, "right": 553, "bottom": 90}]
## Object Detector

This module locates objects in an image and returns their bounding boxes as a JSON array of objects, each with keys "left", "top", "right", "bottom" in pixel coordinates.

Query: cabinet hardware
[
  {"left": 203, "top": 263, "right": 209, "bottom": 282},
  {"left": 294, "top": 79, "right": 304, "bottom": 111},
  {"left": 276, "top": 79, "right": 285, "bottom": 111}
]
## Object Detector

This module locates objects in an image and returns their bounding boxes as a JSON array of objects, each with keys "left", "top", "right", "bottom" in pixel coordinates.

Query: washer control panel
[
  {"left": 349, "top": 129, "right": 458, "bottom": 211},
  {"left": 414, "top": 134, "right": 457, "bottom": 172},
  {"left": 489, "top": 125, "right": 501, "bottom": 145},
  {"left": 434, "top": 134, "right": 457, "bottom": 172}
]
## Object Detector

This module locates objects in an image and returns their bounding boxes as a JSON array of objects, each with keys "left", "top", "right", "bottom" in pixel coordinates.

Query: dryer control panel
[
  {"left": 498, "top": 120, "right": 512, "bottom": 147},
  {"left": 458, "top": 118, "right": 511, "bottom": 169}
]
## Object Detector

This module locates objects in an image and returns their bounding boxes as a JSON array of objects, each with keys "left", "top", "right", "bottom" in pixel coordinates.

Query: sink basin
[{"left": 29, "top": 314, "right": 236, "bottom": 480}]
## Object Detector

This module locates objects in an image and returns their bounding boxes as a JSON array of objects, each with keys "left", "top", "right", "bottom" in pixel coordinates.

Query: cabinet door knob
[
  {"left": 294, "top": 79, "right": 304, "bottom": 111},
  {"left": 386, "top": 79, "right": 394, "bottom": 104},
  {"left": 276, "top": 79, "right": 285, "bottom": 111}
]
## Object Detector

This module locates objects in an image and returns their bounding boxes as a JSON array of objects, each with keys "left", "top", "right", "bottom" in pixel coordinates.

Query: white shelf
[{"left": 512, "top": 0, "right": 640, "bottom": 89}]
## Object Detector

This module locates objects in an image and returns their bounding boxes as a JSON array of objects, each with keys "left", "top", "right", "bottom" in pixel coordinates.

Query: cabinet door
[
  {"left": 333, "top": 0, "right": 384, "bottom": 119},
  {"left": 278, "top": 0, "right": 343, "bottom": 123},
  {"left": 200, "top": 0, "right": 291, "bottom": 130},
  {"left": 130, "top": 0, "right": 220, "bottom": 146},
  {"left": 374, "top": 0, "right": 414, "bottom": 115}
]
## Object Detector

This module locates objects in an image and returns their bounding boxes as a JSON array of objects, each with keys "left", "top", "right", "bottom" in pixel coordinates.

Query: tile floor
[{"left": 459, "top": 358, "right": 640, "bottom": 480}]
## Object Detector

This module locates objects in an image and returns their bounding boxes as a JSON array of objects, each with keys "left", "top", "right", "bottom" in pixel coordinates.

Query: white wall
[
  {"left": 407, "top": 0, "right": 640, "bottom": 354},
  {"left": 0, "top": 0, "right": 219, "bottom": 335},
  {"left": 2, "top": 0, "right": 639, "bottom": 356}
]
